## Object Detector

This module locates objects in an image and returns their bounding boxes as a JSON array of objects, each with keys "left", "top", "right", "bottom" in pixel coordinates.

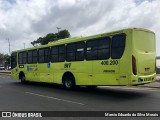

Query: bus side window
[
  {"left": 76, "top": 42, "right": 85, "bottom": 61},
  {"left": 111, "top": 34, "right": 126, "bottom": 59},
  {"left": 38, "top": 47, "right": 50, "bottom": 63},
  {"left": 28, "top": 50, "right": 33, "bottom": 64},
  {"left": 86, "top": 40, "right": 98, "bottom": 60},
  {"left": 18, "top": 52, "right": 23, "bottom": 64},
  {"left": 59, "top": 45, "right": 65, "bottom": 62},
  {"left": 66, "top": 42, "right": 85, "bottom": 62},
  {"left": 98, "top": 37, "right": 110, "bottom": 60},
  {"left": 86, "top": 37, "right": 110, "bottom": 60},
  {"left": 38, "top": 49, "right": 44, "bottom": 63},
  {"left": 22, "top": 52, "right": 27, "bottom": 64},
  {"left": 51, "top": 45, "right": 65, "bottom": 62},
  {"left": 18, "top": 51, "right": 27, "bottom": 64},
  {"left": 32, "top": 50, "right": 38, "bottom": 63},
  {"left": 44, "top": 48, "right": 50, "bottom": 63},
  {"left": 51, "top": 46, "right": 58, "bottom": 62},
  {"left": 66, "top": 43, "right": 76, "bottom": 61}
]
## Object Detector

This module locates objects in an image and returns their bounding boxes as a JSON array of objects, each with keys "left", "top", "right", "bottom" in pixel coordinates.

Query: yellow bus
[{"left": 11, "top": 28, "right": 156, "bottom": 89}]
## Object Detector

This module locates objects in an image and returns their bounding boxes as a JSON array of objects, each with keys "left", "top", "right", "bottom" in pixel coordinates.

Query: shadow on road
[{"left": 10, "top": 81, "right": 150, "bottom": 101}]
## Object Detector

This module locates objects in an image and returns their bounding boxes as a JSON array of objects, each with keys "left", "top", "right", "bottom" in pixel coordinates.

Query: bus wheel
[
  {"left": 20, "top": 75, "right": 26, "bottom": 84},
  {"left": 63, "top": 75, "right": 75, "bottom": 90}
]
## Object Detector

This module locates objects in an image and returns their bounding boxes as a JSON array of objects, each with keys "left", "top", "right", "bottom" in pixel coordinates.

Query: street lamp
[
  {"left": 57, "top": 27, "right": 61, "bottom": 33},
  {"left": 56, "top": 27, "right": 61, "bottom": 40}
]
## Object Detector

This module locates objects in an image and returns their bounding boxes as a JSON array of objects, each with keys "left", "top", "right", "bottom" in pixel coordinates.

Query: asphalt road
[{"left": 0, "top": 74, "right": 160, "bottom": 119}]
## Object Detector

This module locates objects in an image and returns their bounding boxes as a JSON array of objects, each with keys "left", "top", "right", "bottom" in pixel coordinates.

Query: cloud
[{"left": 0, "top": 0, "right": 160, "bottom": 55}]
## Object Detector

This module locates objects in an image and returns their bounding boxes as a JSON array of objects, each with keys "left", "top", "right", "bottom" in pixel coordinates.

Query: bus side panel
[
  {"left": 92, "top": 59, "right": 119, "bottom": 85},
  {"left": 51, "top": 62, "right": 64, "bottom": 84},
  {"left": 24, "top": 64, "right": 39, "bottom": 82},
  {"left": 52, "top": 61, "right": 93, "bottom": 85},
  {"left": 11, "top": 66, "right": 19, "bottom": 80},
  {"left": 38, "top": 63, "right": 53, "bottom": 83},
  {"left": 92, "top": 73, "right": 119, "bottom": 85},
  {"left": 50, "top": 62, "right": 64, "bottom": 84},
  {"left": 118, "top": 30, "right": 132, "bottom": 85},
  {"left": 70, "top": 61, "right": 92, "bottom": 85}
]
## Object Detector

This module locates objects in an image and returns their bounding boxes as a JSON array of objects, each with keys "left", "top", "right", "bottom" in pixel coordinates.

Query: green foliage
[
  {"left": 0, "top": 53, "right": 10, "bottom": 65},
  {"left": 31, "top": 29, "right": 71, "bottom": 46},
  {"left": 0, "top": 53, "right": 8, "bottom": 61}
]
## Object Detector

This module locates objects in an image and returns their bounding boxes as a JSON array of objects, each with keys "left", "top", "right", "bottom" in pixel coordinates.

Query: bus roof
[{"left": 12, "top": 28, "right": 154, "bottom": 53}]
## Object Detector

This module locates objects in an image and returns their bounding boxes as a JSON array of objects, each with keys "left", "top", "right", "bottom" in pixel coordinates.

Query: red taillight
[{"left": 132, "top": 55, "right": 137, "bottom": 75}]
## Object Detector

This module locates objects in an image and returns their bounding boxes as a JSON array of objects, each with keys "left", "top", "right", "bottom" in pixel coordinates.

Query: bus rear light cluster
[
  {"left": 155, "top": 58, "right": 156, "bottom": 72},
  {"left": 132, "top": 55, "right": 137, "bottom": 75}
]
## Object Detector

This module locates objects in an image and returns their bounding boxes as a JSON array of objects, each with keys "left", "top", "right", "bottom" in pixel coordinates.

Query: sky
[{"left": 0, "top": 0, "right": 160, "bottom": 56}]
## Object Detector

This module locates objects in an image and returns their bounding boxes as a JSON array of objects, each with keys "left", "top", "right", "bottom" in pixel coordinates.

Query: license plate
[
  {"left": 144, "top": 77, "right": 151, "bottom": 81},
  {"left": 145, "top": 68, "right": 150, "bottom": 72}
]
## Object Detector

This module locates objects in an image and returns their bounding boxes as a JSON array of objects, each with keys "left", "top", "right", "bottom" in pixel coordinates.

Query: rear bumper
[{"left": 130, "top": 73, "right": 156, "bottom": 85}]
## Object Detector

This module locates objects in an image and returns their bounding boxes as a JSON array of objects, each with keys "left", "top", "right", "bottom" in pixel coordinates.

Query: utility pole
[
  {"left": 7, "top": 38, "right": 10, "bottom": 54},
  {"left": 24, "top": 43, "right": 25, "bottom": 49}
]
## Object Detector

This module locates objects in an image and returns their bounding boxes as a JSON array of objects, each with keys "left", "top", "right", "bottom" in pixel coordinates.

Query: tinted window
[
  {"left": 11, "top": 52, "right": 17, "bottom": 69},
  {"left": 18, "top": 52, "right": 27, "bottom": 64},
  {"left": 86, "top": 37, "right": 110, "bottom": 60},
  {"left": 66, "top": 43, "right": 75, "bottom": 61},
  {"left": 76, "top": 42, "right": 85, "bottom": 61},
  {"left": 32, "top": 50, "right": 38, "bottom": 63},
  {"left": 66, "top": 42, "right": 85, "bottom": 61},
  {"left": 59, "top": 45, "right": 65, "bottom": 62},
  {"left": 27, "top": 51, "right": 32, "bottom": 64},
  {"left": 111, "top": 33, "right": 126, "bottom": 59},
  {"left": 38, "top": 48, "right": 50, "bottom": 63},
  {"left": 51, "top": 45, "right": 65, "bottom": 62},
  {"left": 22, "top": 52, "right": 27, "bottom": 64},
  {"left": 51, "top": 47, "right": 58, "bottom": 62},
  {"left": 44, "top": 48, "right": 50, "bottom": 63},
  {"left": 98, "top": 38, "right": 110, "bottom": 59},
  {"left": 18, "top": 52, "right": 23, "bottom": 64},
  {"left": 38, "top": 49, "right": 44, "bottom": 63}
]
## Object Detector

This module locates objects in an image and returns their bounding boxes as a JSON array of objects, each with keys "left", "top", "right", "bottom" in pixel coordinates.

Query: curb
[
  {"left": 139, "top": 85, "right": 160, "bottom": 89},
  {"left": 0, "top": 71, "right": 11, "bottom": 75},
  {"left": 0, "top": 72, "right": 11, "bottom": 74},
  {"left": 139, "top": 81, "right": 160, "bottom": 89},
  {"left": 140, "top": 86, "right": 160, "bottom": 89}
]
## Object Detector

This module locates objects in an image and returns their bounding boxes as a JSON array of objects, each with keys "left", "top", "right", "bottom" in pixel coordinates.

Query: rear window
[{"left": 133, "top": 30, "right": 155, "bottom": 52}]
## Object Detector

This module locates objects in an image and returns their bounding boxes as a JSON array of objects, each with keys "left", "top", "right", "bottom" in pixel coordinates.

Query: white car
[{"left": 0, "top": 66, "right": 5, "bottom": 70}]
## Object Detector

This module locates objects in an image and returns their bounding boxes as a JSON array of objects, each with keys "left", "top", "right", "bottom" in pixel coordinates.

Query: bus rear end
[{"left": 130, "top": 28, "right": 156, "bottom": 85}]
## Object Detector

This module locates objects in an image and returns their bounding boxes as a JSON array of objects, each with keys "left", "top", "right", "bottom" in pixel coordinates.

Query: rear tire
[{"left": 63, "top": 75, "right": 75, "bottom": 90}]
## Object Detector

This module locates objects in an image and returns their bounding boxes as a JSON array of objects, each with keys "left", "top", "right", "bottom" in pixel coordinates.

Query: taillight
[
  {"left": 132, "top": 55, "right": 137, "bottom": 75},
  {"left": 155, "top": 58, "right": 157, "bottom": 73}
]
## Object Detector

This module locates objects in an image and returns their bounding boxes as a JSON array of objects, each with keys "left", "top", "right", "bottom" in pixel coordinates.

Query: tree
[
  {"left": 0, "top": 53, "right": 10, "bottom": 68},
  {"left": 31, "top": 29, "right": 71, "bottom": 46}
]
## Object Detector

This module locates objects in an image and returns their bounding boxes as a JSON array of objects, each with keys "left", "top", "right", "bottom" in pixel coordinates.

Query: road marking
[{"left": 25, "top": 92, "right": 85, "bottom": 106}]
